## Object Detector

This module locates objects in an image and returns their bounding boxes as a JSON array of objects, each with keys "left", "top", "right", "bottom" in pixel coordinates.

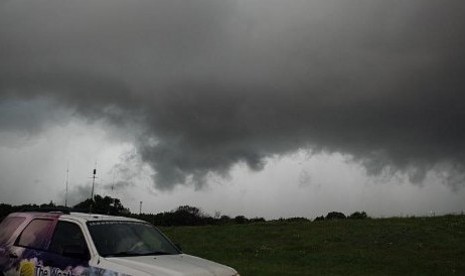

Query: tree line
[{"left": 0, "top": 195, "right": 368, "bottom": 226}]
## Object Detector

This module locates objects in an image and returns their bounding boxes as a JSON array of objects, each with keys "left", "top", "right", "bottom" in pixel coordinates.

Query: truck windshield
[{"left": 87, "top": 221, "right": 180, "bottom": 257}]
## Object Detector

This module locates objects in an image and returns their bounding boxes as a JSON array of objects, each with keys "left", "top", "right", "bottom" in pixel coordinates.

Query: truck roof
[
  {"left": 63, "top": 212, "right": 143, "bottom": 223},
  {"left": 6, "top": 211, "right": 143, "bottom": 224}
]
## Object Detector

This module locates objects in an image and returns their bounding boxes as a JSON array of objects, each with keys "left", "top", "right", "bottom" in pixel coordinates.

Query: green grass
[{"left": 161, "top": 215, "right": 465, "bottom": 275}]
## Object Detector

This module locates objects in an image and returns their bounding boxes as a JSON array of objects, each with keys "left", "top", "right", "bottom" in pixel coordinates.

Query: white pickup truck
[{"left": 0, "top": 211, "right": 239, "bottom": 276}]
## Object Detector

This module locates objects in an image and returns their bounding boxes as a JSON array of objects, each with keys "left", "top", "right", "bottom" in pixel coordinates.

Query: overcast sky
[{"left": 1, "top": 0, "right": 464, "bottom": 219}]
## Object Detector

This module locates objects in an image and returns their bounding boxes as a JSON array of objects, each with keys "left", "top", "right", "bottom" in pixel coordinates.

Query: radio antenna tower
[
  {"left": 89, "top": 163, "right": 97, "bottom": 213},
  {"left": 91, "top": 168, "right": 97, "bottom": 200},
  {"left": 64, "top": 162, "right": 69, "bottom": 207}
]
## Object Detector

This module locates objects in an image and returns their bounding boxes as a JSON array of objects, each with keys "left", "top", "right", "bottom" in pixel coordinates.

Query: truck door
[
  {"left": 43, "top": 221, "right": 91, "bottom": 275},
  {"left": 10, "top": 218, "right": 56, "bottom": 275},
  {"left": 0, "top": 216, "right": 26, "bottom": 272}
]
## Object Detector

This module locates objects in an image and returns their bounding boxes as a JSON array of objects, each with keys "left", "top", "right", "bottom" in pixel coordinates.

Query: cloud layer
[{"left": 1, "top": 0, "right": 465, "bottom": 189}]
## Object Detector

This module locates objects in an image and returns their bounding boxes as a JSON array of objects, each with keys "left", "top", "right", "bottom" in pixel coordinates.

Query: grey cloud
[
  {"left": 61, "top": 185, "right": 91, "bottom": 207},
  {"left": 0, "top": 98, "right": 64, "bottom": 134},
  {"left": 1, "top": 1, "right": 465, "bottom": 190},
  {"left": 106, "top": 150, "right": 145, "bottom": 190},
  {"left": 102, "top": 181, "right": 134, "bottom": 192}
]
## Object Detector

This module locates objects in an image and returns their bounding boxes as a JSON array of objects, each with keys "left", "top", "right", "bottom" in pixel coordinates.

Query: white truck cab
[{"left": 0, "top": 211, "right": 239, "bottom": 276}]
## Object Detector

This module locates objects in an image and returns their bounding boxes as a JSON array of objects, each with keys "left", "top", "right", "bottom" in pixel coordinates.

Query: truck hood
[{"left": 104, "top": 254, "right": 237, "bottom": 276}]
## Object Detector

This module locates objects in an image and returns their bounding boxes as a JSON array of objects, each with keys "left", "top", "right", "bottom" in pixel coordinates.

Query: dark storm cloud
[{"left": 1, "top": 0, "right": 465, "bottom": 189}]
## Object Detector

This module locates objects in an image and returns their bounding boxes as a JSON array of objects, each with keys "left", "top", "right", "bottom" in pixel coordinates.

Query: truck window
[
  {"left": 15, "top": 219, "right": 53, "bottom": 250},
  {"left": 0, "top": 216, "right": 25, "bottom": 244},
  {"left": 88, "top": 221, "right": 180, "bottom": 257},
  {"left": 49, "top": 221, "right": 89, "bottom": 257}
]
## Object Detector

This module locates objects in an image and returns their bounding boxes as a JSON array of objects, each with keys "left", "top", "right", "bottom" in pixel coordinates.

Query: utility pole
[{"left": 139, "top": 201, "right": 143, "bottom": 215}]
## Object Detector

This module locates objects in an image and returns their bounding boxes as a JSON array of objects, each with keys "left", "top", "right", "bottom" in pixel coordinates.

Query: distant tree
[
  {"left": 0, "top": 203, "right": 14, "bottom": 221},
  {"left": 348, "top": 211, "right": 368, "bottom": 219},
  {"left": 40, "top": 201, "right": 56, "bottom": 208},
  {"left": 250, "top": 217, "right": 266, "bottom": 223},
  {"left": 1, "top": 202, "right": 60, "bottom": 221},
  {"left": 314, "top": 216, "right": 325, "bottom": 222},
  {"left": 173, "top": 205, "right": 205, "bottom": 225},
  {"left": 150, "top": 205, "right": 207, "bottom": 226},
  {"left": 73, "top": 195, "right": 130, "bottom": 215},
  {"left": 176, "top": 205, "right": 202, "bottom": 217},
  {"left": 219, "top": 215, "right": 232, "bottom": 224},
  {"left": 234, "top": 215, "right": 248, "bottom": 224},
  {"left": 281, "top": 217, "right": 309, "bottom": 223},
  {"left": 325, "top": 211, "right": 346, "bottom": 220}
]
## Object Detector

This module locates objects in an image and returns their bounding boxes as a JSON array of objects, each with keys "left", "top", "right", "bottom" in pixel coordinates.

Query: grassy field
[{"left": 161, "top": 215, "right": 465, "bottom": 275}]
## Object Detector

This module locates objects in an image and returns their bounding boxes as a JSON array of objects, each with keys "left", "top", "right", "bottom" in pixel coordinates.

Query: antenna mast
[
  {"left": 65, "top": 163, "right": 69, "bottom": 207},
  {"left": 91, "top": 168, "right": 96, "bottom": 200},
  {"left": 90, "top": 165, "right": 97, "bottom": 213}
]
